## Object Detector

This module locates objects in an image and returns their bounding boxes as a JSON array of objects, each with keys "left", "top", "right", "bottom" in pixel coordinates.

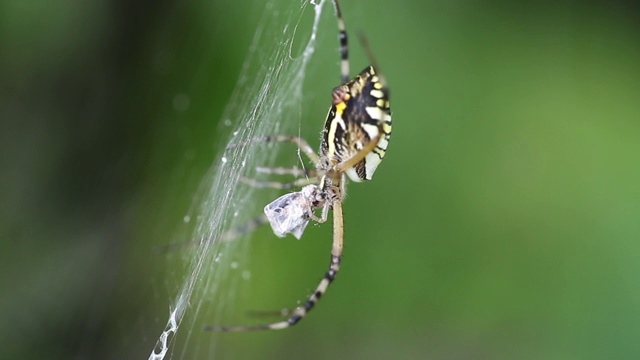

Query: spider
[{"left": 205, "top": 0, "right": 392, "bottom": 331}]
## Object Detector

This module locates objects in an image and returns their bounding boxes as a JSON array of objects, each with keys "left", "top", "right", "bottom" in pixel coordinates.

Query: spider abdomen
[{"left": 321, "top": 66, "right": 392, "bottom": 182}]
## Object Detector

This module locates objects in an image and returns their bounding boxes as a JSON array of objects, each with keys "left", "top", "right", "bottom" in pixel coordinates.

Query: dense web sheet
[{"left": 149, "top": 1, "right": 329, "bottom": 359}]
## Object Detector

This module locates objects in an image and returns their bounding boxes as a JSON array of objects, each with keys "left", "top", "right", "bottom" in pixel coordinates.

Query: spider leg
[
  {"left": 153, "top": 215, "right": 268, "bottom": 253},
  {"left": 239, "top": 175, "right": 319, "bottom": 190},
  {"left": 256, "top": 166, "right": 317, "bottom": 177},
  {"left": 219, "top": 215, "right": 270, "bottom": 241},
  {"left": 203, "top": 197, "right": 344, "bottom": 331},
  {"left": 245, "top": 308, "right": 295, "bottom": 318},
  {"left": 227, "top": 136, "right": 319, "bottom": 190},
  {"left": 332, "top": 0, "right": 350, "bottom": 84},
  {"left": 226, "top": 135, "right": 320, "bottom": 164},
  {"left": 308, "top": 207, "right": 328, "bottom": 224},
  {"left": 335, "top": 131, "right": 383, "bottom": 173},
  {"left": 238, "top": 166, "right": 318, "bottom": 190}
]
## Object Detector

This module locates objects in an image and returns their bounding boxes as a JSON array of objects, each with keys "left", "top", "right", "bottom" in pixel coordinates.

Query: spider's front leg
[
  {"left": 226, "top": 135, "right": 320, "bottom": 165},
  {"left": 227, "top": 135, "right": 320, "bottom": 190},
  {"left": 239, "top": 173, "right": 318, "bottom": 191}
]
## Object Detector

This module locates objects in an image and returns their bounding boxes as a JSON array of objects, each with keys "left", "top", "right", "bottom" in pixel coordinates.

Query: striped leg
[
  {"left": 332, "top": 0, "right": 350, "bottom": 83},
  {"left": 203, "top": 197, "right": 344, "bottom": 331}
]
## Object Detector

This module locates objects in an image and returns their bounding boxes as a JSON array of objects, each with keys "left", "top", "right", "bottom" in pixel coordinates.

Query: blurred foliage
[{"left": 1, "top": 0, "right": 639, "bottom": 359}]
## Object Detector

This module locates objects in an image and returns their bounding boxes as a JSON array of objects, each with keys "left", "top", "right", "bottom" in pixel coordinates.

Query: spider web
[{"left": 149, "top": 1, "right": 331, "bottom": 359}]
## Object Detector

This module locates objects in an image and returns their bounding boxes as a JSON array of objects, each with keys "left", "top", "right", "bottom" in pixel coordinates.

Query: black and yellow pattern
[{"left": 321, "top": 65, "right": 392, "bottom": 182}]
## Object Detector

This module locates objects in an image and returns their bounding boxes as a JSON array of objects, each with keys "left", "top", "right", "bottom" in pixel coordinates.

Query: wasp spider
[{"left": 205, "top": 0, "right": 392, "bottom": 331}]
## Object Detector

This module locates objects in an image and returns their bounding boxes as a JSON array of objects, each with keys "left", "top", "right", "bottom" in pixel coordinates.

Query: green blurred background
[{"left": 2, "top": 0, "right": 640, "bottom": 359}]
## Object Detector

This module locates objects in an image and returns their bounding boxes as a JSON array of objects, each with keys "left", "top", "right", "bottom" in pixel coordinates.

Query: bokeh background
[{"left": 2, "top": 0, "right": 640, "bottom": 359}]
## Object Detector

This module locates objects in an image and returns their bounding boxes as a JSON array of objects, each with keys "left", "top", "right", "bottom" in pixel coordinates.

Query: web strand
[{"left": 149, "top": 1, "right": 329, "bottom": 359}]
